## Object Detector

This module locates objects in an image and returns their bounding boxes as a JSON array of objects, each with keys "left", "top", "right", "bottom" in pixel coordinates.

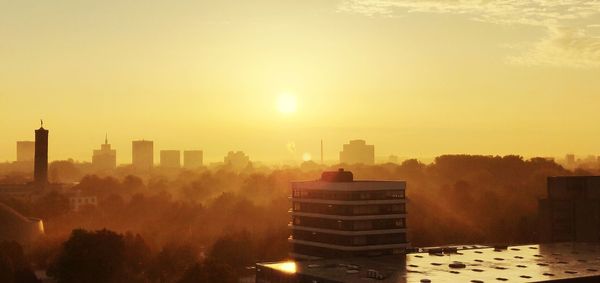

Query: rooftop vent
[{"left": 321, "top": 168, "right": 353, "bottom": 182}]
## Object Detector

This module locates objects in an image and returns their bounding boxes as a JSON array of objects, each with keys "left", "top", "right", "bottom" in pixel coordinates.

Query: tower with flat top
[{"left": 34, "top": 121, "right": 49, "bottom": 185}]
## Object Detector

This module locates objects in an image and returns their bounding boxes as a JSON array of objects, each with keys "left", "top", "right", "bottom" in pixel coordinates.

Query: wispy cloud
[{"left": 339, "top": 0, "right": 600, "bottom": 67}]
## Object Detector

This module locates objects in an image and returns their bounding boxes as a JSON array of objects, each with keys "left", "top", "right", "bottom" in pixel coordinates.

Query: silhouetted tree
[{"left": 48, "top": 229, "right": 148, "bottom": 283}]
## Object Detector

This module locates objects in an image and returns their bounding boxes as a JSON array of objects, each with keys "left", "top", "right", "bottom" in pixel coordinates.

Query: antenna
[
  {"left": 320, "top": 139, "right": 324, "bottom": 165},
  {"left": 40, "top": 119, "right": 43, "bottom": 128},
  {"left": 105, "top": 133, "right": 108, "bottom": 145}
]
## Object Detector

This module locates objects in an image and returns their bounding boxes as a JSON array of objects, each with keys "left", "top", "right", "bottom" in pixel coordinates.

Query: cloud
[{"left": 339, "top": 0, "right": 600, "bottom": 67}]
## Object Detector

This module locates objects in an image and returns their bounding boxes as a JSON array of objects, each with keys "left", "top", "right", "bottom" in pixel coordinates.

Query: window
[
  {"left": 294, "top": 217, "right": 301, "bottom": 225},
  {"left": 294, "top": 203, "right": 301, "bottom": 211},
  {"left": 353, "top": 205, "right": 379, "bottom": 215},
  {"left": 391, "top": 204, "right": 405, "bottom": 213},
  {"left": 353, "top": 221, "right": 373, "bottom": 230},
  {"left": 353, "top": 236, "right": 366, "bottom": 245},
  {"left": 394, "top": 219, "right": 405, "bottom": 228}
]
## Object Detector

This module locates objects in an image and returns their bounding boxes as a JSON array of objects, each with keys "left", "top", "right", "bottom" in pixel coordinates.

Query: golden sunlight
[{"left": 276, "top": 93, "right": 297, "bottom": 114}]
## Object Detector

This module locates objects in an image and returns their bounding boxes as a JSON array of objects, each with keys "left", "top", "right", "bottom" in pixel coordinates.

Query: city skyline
[
  {"left": 2, "top": 1, "right": 600, "bottom": 163},
  {"left": 3, "top": 123, "right": 600, "bottom": 165}
]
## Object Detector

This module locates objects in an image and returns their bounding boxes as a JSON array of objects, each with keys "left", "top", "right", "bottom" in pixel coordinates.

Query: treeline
[{"left": 0, "top": 155, "right": 590, "bottom": 282}]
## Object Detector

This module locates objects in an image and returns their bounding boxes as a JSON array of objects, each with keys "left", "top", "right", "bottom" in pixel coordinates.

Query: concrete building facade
[
  {"left": 539, "top": 176, "right": 600, "bottom": 242},
  {"left": 290, "top": 169, "right": 408, "bottom": 259}
]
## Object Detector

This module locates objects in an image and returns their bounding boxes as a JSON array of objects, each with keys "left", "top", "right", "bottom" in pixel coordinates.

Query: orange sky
[{"left": 1, "top": 0, "right": 600, "bottom": 164}]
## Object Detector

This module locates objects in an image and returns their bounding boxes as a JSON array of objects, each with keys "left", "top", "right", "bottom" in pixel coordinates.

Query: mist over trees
[{"left": 0, "top": 154, "right": 587, "bottom": 282}]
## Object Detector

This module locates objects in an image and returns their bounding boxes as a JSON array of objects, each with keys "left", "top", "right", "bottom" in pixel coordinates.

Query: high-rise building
[
  {"left": 160, "top": 150, "right": 181, "bottom": 168},
  {"left": 92, "top": 135, "right": 116, "bottom": 171},
  {"left": 34, "top": 123, "right": 48, "bottom": 185},
  {"left": 16, "top": 141, "right": 35, "bottom": 163},
  {"left": 132, "top": 140, "right": 153, "bottom": 170},
  {"left": 339, "top": 140, "right": 375, "bottom": 165},
  {"left": 183, "top": 150, "right": 203, "bottom": 169},
  {"left": 290, "top": 169, "right": 408, "bottom": 259},
  {"left": 224, "top": 151, "right": 250, "bottom": 171},
  {"left": 539, "top": 176, "right": 600, "bottom": 242}
]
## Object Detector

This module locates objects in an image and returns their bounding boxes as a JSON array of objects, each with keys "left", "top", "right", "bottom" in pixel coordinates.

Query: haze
[{"left": 1, "top": 0, "right": 600, "bottom": 163}]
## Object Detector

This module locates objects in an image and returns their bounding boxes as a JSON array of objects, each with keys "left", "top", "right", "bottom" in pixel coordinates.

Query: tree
[
  {"left": 0, "top": 241, "right": 40, "bottom": 283},
  {"left": 48, "top": 229, "right": 148, "bottom": 283}
]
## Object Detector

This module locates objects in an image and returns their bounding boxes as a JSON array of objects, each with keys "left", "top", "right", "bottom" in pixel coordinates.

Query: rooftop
[{"left": 258, "top": 243, "right": 600, "bottom": 282}]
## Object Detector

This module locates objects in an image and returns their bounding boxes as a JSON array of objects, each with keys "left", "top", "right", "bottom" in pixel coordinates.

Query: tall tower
[{"left": 34, "top": 120, "right": 49, "bottom": 185}]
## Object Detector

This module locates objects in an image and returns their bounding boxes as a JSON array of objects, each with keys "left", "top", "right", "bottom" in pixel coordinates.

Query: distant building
[
  {"left": 0, "top": 202, "right": 44, "bottom": 243},
  {"left": 16, "top": 141, "right": 35, "bottom": 162},
  {"left": 388, "top": 155, "right": 399, "bottom": 164},
  {"left": 160, "top": 150, "right": 181, "bottom": 168},
  {"left": 565, "top": 154, "right": 576, "bottom": 168},
  {"left": 67, "top": 191, "right": 98, "bottom": 212},
  {"left": 257, "top": 243, "right": 600, "bottom": 283},
  {"left": 92, "top": 135, "right": 116, "bottom": 171},
  {"left": 539, "top": 176, "right": 600, "bottom": 242},
  {"left": 34, "top": 123, "right": 49, "bottom": 185},
  {"left": 340, "top": 140, "right": 375, "bottom": 165},
  {"left": 290, "top": 169, "right": 408, "bottom": 259},
  {"left": 132, "top": 140, "right": 153, "bottom": 170},
  {"left": 224, "top": 151, "right": 250, "bottom": 171},
  {"left": 183, "top": 150, "right": 203, "bottom": 169}
]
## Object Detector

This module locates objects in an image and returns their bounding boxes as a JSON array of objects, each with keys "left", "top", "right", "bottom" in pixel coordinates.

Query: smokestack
[{"left": 34, "top": 120, "right": 49, "bottom": 186}]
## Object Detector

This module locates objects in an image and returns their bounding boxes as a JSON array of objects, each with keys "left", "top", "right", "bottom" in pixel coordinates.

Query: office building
[
  {"left": 92, "top": 135, "right": 116, "bottom": 171},
  {"left": 132, "top": 140, "right": 153, "bottom": 170},
  {"left": 183, "top": 150, "right": 203, "bottom": 169},
  {"left": 257, "top": 243, "right": 600, "bottom": 283},
  {"left": 290, "top": 169, "right": 408, "bottom": 259},
  {"left": 224, "top": 151, "right": 250, "bottom": 171},
  {"left": 539, "top": 176, "right": 600, "bottom": 242},
  {"left": 160, "top": 150, "right": 181, "bottom": 168},
  {"left": 339, "top": 140, "right": 375, "bottom": 165},
  {"left": 34, "top": 123, "right": 48, "bottom": 185},
  {"left": 16, "top": 141, "right": 35, "bottom": 163}
]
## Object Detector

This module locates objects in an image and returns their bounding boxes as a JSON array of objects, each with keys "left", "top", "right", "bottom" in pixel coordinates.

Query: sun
[{"left": 276, "top": 93, "right": 297, "bottom": 114}]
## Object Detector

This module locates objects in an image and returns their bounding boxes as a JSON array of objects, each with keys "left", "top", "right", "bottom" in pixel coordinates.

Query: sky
[{"left": 1, "top": 0, "right": 600, "bottom": 164}]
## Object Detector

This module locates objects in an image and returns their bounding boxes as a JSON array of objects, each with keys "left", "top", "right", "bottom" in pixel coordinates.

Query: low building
[
  {"left": 0, "top": 202, "right": 44, "bottom": 243},
  {"left": 539, "top": 176, "right": 600, "bottom": 242},
  {"left": 257, "top": 243, "right": 600, "bottom": 283},
  {"left": 67, "top": 191, "right": 98, "bottom": 212},
  {"left": 290, "top": 169, "right": 408, "bottom": 259}
]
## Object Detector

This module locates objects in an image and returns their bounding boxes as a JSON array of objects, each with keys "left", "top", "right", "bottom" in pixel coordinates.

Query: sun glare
[
  {"left": 302, "top": 152, "right": 312, "bottom": 161},
  {"left": 277, "top": 93, "right": 297, "bottom": 114}
]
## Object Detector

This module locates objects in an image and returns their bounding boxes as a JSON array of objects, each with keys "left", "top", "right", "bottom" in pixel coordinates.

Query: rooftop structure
[
  {"left": 257, "top": 243, "right": 600, "bottom": 283},
  {"left": 290, "top": 169, "right": 408, "bottom": 259}
]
